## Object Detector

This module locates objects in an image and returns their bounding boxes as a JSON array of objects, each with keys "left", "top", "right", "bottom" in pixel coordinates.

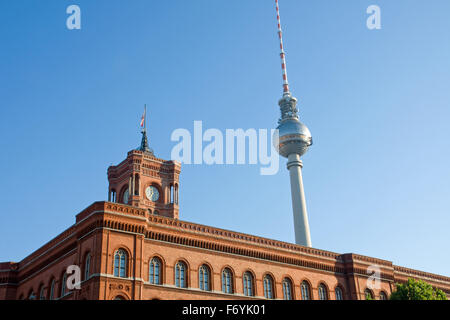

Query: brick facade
[{"left": 1, "top": 150, "right": 449, "bottom": 300}]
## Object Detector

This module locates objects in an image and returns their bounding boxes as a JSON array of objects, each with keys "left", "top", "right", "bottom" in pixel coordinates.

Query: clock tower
[{"left": 107, "top": 129, "right": 181, "bottom": 219}]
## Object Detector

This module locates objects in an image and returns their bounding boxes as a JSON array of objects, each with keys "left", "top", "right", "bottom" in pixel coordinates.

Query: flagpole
[{"left": 144, "top": 104, "right": 147, "bottom": 131}]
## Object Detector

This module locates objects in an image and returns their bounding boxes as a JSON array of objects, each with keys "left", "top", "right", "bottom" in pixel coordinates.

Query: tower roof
[{"left": 138, "top": 129, "right": 154, "bottom": 155}]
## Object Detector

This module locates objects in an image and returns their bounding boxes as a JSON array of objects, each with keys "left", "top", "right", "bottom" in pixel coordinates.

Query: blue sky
[{"left": 0, "top": 0, "right": 449, "bottom": 277}]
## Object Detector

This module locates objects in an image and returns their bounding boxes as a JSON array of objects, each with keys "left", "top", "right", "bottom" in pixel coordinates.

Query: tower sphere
[
  {"left": 274, "top": 94, "right": 312, "bottom": 158},
  {"left": 275, "top": 118, "right": 312, "bottom": 158}
]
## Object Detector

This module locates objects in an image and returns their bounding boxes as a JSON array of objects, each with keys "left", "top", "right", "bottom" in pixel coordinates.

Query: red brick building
[{"left": 1, "top": 141, "right": 449, "bottom": 300}]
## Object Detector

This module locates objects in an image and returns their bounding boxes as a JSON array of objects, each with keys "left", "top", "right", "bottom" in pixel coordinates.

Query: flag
[{"left": 140, "top": 107, "right": 146, "bottom": 128}]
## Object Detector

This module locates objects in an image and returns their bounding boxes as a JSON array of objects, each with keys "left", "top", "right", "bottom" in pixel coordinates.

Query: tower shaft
[{"left": 287, "top": 154, "right": 312, "bottom": 247}]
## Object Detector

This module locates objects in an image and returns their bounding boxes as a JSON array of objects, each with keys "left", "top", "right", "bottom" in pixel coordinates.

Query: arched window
[
  {"left": 282, "top": 278, "right": 293, "bottom": 300},
  {"left": 222, "top": 268, "right": 233, "bottom": 294},
  {"left": 154, "top": 210, "right": 159, "bottom": 216},
  {"left": 122, "top": 187, "right": 129, "bottom": 204},
  {"left": 28, "top": 291, "right": 36, "bottom": 300},
  {"left": 170, "top": 185, "right": 174, "bottom": 203},
  {"left": 49, "top": 279, "right": 56, "bottom": 300},
  {"left": 39, "top": 285, "right": 45, "bottom": 300},
  {"left": 380, "top": 291, "right": 387, "bottom": 300},
  {"left": 84, "top": 253, "right": 91, "bottom": 280},
  {"left": 263, "top": 275, "right": 274, "bottom": 299},
  {"left": 175, "top": 261, "right": 187, "bottom": 288},
  {"left": 301, "top": 281, "right": 311, "bottom": 300},
  {"left": 61, "top": 273, "right": 67, "bottom": 297},
  {"left": 365, "top": 288, "right": 374, "bottom": 300},
  {"left": 134, "top": 174, "right": 140, "bottom": 196},
  {"left": 243, "top": 272, "right": 254, "bottom": 297},
  {"left": 114, "top": 249, "right": 128, "bottom": 278},
  {"left": 199, "top": 265, "right": 211, "bottom": 291},
  {"left": 149, "top": 257, "right": 162, "bottom": 285},
  {"left": 318, "top": 283, "right": 328, "bottom": 300},
  {"left": 335, "top": 286, "right": 344, "bottom": 300}
]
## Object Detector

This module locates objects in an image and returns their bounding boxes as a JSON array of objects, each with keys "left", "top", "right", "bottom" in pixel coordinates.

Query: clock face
[{"left": 145, "top": 186, "right": 160, "bottom": 202}]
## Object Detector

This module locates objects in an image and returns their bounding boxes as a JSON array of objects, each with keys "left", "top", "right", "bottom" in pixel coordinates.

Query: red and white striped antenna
[{"left": 275, "top": 0, "right": 290, "bottom": 95}]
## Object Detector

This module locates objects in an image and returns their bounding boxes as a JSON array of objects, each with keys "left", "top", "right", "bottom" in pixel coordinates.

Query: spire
[
  {"left": 275, "top": 0, "right": 299, "bottom": 124},
  {"left": 137, "top": 105, "right": 154, "bottom": 154},
  {"left": 138, "top": 129, "right": 153, "bottom": 154},
  {"left": 275, "top": 0, "right": 291, "bottom": 96}
]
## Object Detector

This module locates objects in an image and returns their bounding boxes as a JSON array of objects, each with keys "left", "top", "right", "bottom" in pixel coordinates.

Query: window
[
  {"left": 243, "top": 272, "right": 254, "bottom": 297},
  {"left": 28, "top": 291, "right": 36, "bottom": 300},
  {"left": 199, "top": 265, "right": 211, "bottom": 291},
  {"left": 175, "top": 261, "right": 187, "bottom": 288},
  {"left": 335, "top": 286, "right": 344, "bottom": 300},
  {"left": 61, "top": 273, "right": 67, "bottom": 297},
  {"left": 222, "top": 268, "right": 233, "bottom": 294},
  {"left": 365, "top": 288, "right": 374, "bottom": 300},
  {"left": 39, "top": 285, "right": 45, "bottom": 300},
  {"left": 263, "top": 275, "right": 274, "bottom": 299},
  {"left": 49, "top": 279, "right": 56, "bottom": 300},
  {"left": 380, "top": 291, "right": 387, "bottom": 300},
  {"left": 282, "top": 278, "right": 293, "bottom": 300},
  {"left": 301, "top": 281, "right": 311, "bottom": 300},
  {"left": 149, "top": 257, "right": 162, "bottom": 285},
  {"left": 84, "top": 253, "right": 91, "bottom": 280},
  {"left": 114, "top": 249, "right": 128, "bottom": 278},
  {"left": 318, "top": 283, "right": 328, "bottom": 300}
]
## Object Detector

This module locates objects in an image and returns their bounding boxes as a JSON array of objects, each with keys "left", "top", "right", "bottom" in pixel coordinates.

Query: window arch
[
  {"left": 120, "top": 186, "right": 130, "bottom": 204},
  {"left": 114, "top": 249, "right": 128, "bottom": 278},
  {"left": 335, "top": 286, "right": 344, "bottom": 300},
  {"left": 301, "top": 280, "right": 311, "bottom": 300},
  {"left": 49, "top": 279, "right": 56, "bottom": 300},
  {"left": 61, "top": 273, "right": 68, "bottom": 297},
  {"left": 199, "top": 265, "right": 211, "bottom": 291},
  {"left": 263, "top": 274, "right": 275, "bottom": 299},
  {"left": 134, "top": 174, "right": 140, "bottom": 196},
  {"left": 175, "top": 261, "right": 187, "bottom": 288},
  {"left": 243, "top": 271, "right": 254, "bottom": 297},
  {"left": 318, "top": 283, "right": 328, "bottom": 300},
  {"left": 282, "top": 278, "right": 293, "bottom": 300},
  {"left": 222, "top": 268, "right": 233, "bottom": 294},
  {"left": 84, "top": 253, "right": 91, "bottom": 281},
  {"left": 149, "top": 257, "right": 162, "bottom": 285},
  {"left": 28, "top": 290, "right": 36, "bottom": 300},
  {"left": 365, "top": 288, "right": 374, "bottom": 300},
  {"left": 39, "top": 285, "right": 45, "bottom": 300},
  {"left": 380, "top": 291, "right": 388, "bottom": 300}
]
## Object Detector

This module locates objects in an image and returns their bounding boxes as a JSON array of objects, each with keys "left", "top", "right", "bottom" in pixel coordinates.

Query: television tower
[{"left": 273, "top": 0, "right": 313, "bottom": 247}]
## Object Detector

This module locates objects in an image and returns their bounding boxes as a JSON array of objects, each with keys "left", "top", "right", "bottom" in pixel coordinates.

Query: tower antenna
[{"left": 275, "top": 0, "right": 290, "bottom": 95}]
